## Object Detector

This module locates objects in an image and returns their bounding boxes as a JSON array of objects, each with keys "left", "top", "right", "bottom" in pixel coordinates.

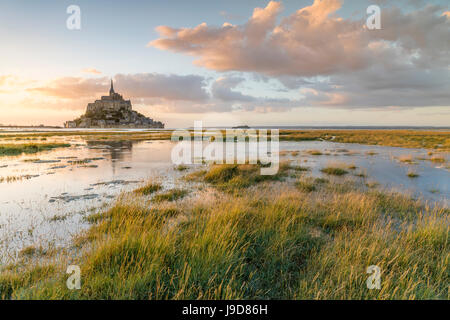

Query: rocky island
[{"left": 64, "top": 80, "right": 164, "bottom": 128}]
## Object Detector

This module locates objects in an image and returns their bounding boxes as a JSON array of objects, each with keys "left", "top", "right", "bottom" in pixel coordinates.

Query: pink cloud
[
  {"left": 27, "top": 74, "right": 209, "bottom": 102},
  {"left": 28, "top": 77, "right": 108, "bottom": 99},
  {"left": 149, "top": 0, "right": 369, "bottom": 76},
  {"left": 0, "top": 75, "right": 12, "bottom": 86},
  {"left": 82, "top": 68, "right": 102, "bottom": 75},
  {"left": 149, "top": 0, "right": 450, "bottom": 77}
]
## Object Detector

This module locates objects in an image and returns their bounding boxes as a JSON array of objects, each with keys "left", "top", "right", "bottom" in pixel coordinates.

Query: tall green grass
[
  {"left": 0, "top": 143, "right": 71, "bottom": 156},
  {"left": 0, "top": 166, "right": 448, "bottom": 300},
  {"left": 133, "top": 182, "right": 162, "bottom": 196},
  {"left": 199, "top": 163, "right": 290, "bottom": 192}
]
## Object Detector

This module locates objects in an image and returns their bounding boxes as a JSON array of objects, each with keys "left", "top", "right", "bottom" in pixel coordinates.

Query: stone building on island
[{"left": 64, "top": 80, "right": 164, "bottom": 128}]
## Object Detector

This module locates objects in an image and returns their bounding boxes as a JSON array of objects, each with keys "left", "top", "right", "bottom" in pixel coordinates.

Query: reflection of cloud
[
  {"left": 82, "top": 68, "right": 102, "bottom": 75},
  {"left": 86, "top": 140, "right": 133, "bottom": 162}
]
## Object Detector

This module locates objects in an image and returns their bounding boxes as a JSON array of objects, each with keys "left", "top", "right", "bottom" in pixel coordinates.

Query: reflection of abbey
[{"left": 64, "top": 80, "right": 164, "bottom": 128}]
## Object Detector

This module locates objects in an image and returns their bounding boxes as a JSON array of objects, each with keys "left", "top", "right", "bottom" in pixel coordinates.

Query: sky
[{"left": 0, "top": 0, "right": 449, "bottom": 128}]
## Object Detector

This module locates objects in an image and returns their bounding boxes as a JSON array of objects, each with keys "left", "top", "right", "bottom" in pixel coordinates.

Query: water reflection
[
  {"left": 86, "top": 140, "right": 135, "bottom": 174},
  {"left": 0, "top": 138, "right": 448, "bottom": 264}
]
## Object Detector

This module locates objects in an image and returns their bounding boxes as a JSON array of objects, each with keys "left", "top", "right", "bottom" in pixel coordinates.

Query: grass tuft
[
  {"left": 134, "top": 182, "right": 162, "bottom": 196},
  {"left": 0, "top": 143, "right": 71, "bottom": 156},
  {"left": 201, "top": 163, "right": 290, "bottom": 192},
  {"left": 321, "top": 167, "right": 348, "bottom": 176},
  {"left": 407, "top": 171, "right": 419, "bottom": 178},
  {"left": 307, "top": 150, "right": 323, "bottom": 156},
  {"left": 153, "top": 189, "right": 188, "bottom": 202}
]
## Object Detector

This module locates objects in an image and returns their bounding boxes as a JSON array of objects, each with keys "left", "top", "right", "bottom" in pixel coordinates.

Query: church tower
[{"left": 109, "top": 79, "right": 115, "bottom": 96}]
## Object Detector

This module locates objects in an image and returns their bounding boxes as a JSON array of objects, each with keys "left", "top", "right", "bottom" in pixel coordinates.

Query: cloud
[
  {"left": 150, "top": 0, "right": 450, "bottom": 109},
  {"left": 299, "top": 66, "right": 450, "bottom": 108},
  {"left": 28, "top": 77, "right": 108, "bottom": 99},
  {"left": 113, "top": 73, "right": 209, "bottom": 101},
  {"left": 0, "top": 75, "right": 12, "bottom": 86},
  {"left": 15, "top": 96, "right": 96, "bottom": 111},
  {"left": 0, "top": 74, "right": 36, "bottom": 88},
  {"left": 6, "top": 0, "right": 450, "bottom": 116},
  {"left": 211, "top": 77, "right": 255, "bottom": 102},
  {"left": 149, "top": 0, "right": 367, "bottom": 76},
  {"left": 132, "top": 75, "right": 299, "bottom": 114},
  {"left": 28, "top": 73, "right": 210, "bottom": 102},
  {"left": 150, "top": 0, "right": 450, "bottom": 77},
  {"left": 82, "top": 68, "right": 102, "bottom": 75},
  {"left": 208, "top": 76, "right": 300, "bottom": 112}
]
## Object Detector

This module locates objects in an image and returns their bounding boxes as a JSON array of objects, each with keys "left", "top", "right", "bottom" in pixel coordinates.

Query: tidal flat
[{"left": 0, "top": 129, "right": 448, "bottom": 299}]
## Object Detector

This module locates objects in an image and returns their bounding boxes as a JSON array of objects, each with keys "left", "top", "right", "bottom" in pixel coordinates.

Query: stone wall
[{"left": 86, "top": 99, "right": 132, "bottom": 114}]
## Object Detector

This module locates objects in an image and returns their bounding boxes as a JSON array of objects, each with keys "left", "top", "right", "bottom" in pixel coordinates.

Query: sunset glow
[{"left": 1, "top": 0, "right": 449, "bottom": 127}]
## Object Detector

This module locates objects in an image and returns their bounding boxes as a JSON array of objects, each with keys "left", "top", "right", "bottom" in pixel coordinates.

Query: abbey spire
[
  {"left": 109, "top": 79, "right": 115, "bottom": 96},
  {"left": 64, "top": 79, "right": 164, "bottom": 128}
]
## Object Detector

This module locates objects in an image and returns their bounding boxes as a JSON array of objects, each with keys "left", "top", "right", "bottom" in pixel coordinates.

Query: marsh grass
[
  {"left": 292, "top": 165, "right": 310, "bottom": 172},
  {"left": 279, "top": 130, "right": 450, "bottom": 151},
  {"left": 321, "top": 167, "right": 348, "bottom": 176},
  {"left": 80, "top": 164, "right": 98, "bottom": 168},
  {"left": 2, "top": 129, "right": 448, "bottom": 150},
  {"left": 366, "top": 181, "right": 379, "bottom": 188},
  {"left": 19, "top": 245, "right": 50, "bottom": 258},
  {"left": 1, "top": 164, "right": 448, "bottom": 300},
  {"left": 201, "top": 163, "right": 290, "bottom": 192},
  {"left": 407, "top": 171, "right": 419, "bottom": 178},
  {"left": 133, "top": 182, "right": 162, "bottom": 196},
  {"left": 398, "top": 155, "right": 416, "bottom": 164},
  {"left": 153, "top": 189, "right": 188, "bottom": 202},
  {"left": 49, "top": 214, "right": 70, "bottom": 222},
  {"left": 354, "top": 171, "right": 367, "bottom": 178},
  {"left": 0, "top": 174, "right": 38, "bottom": 183},
  {"left": 183, "top": 169, "right": 207, "bottom": 182},
  {"left": 429, "top": 156, "right": 446, "bottom": 163},
  {"left": 68, "top": 159, "right": 90, "bottom": 165},
  {"left": 307, "top": 150, "right": 323, "bottom": 156},
  {"left": 0, "top": 131, "right": 173, "bottom": 142},
  {"left": 295, "top": 177, "right": 316, "bottom": 192},
  {"left": 0, "top": 143, "right": 70, "bottom": 156},
  {"left": 347, "top": 163, "right": 357, "bottom": 170}
]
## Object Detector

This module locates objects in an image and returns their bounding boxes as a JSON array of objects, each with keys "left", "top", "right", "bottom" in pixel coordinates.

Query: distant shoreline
[
  {"left": 0, "top": 125, "right": 62, "bottom": 129},
  {"left": 185, "top": 125, "right": 450, "bottom": 130},
  {"left": 1, "top": 125, "right": 450, "bottom": 131}
]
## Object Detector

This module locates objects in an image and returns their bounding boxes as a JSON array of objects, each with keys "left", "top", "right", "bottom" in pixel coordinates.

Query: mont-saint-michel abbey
[{"left": 64, "top": 80, "right": 164, "bottom": 128}]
